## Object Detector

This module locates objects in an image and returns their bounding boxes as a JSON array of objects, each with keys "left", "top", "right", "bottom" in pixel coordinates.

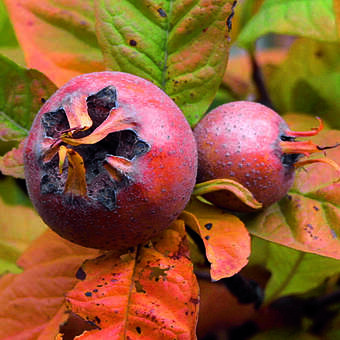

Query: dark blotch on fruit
[
  {"left": 136, "top": 326, "right": 142, "bottom": 334},
  {"left": 42, "top": 108, "right": 69, "bottom": 138},
  {"left": 86, "top": 85, "right": 118, "bottom": 128},
  {"left": 204, "top": 223, "right": 213, "bottom": 230}
]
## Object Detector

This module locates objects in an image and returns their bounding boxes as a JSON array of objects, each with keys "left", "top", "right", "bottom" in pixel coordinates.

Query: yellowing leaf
[
  {"left": 267, "top": 38, "right": 340, "bottom": 128},
  {"left": 66, "top": 220, "right": 199, "bottom": 339},
  {"left": 4, "top": 0, "right": 105, "bottom": 87},
  {"left": 181, "top": 198, "right": 250, "bottom": 281},
  {"left": 0, "top": 230, "right": 100, "bottom": 339},
  {"left": 194, "top": 179, "right": 262, "bottom": 211},
  {"left": 0, "top": 139, "right": 25, "bottom": 178},
  {"left": 237, "top": 0, "right": 338, "bottom": 49},
  {"left": 0, "top": 177, "right": 47, "bottom": 274}
]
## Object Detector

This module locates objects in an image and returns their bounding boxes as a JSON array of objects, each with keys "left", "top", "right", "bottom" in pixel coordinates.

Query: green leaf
[
  {"left": 237, "top": 0, "right": 338, "bottom": 49},
  {"left": 0, "top": 177, "right": 47, "bottom": 275},
  {"left": 0, "top": 55, "right": 57, "bottom": 142},
  {"left": 266, "top": 38, "right": 340, "bottom": 128},
  {"left": 264, "top": 242, "right": 340, "bottom": 303},
  {"left": 95, "top": 0, "right": 234, "bottom": 126},
  {"left": 0, "top": 1, "right": 25, "bottom": 66}
]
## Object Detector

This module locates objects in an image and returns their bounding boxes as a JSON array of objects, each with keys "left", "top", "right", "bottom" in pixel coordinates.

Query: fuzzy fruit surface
[
  {"left": 24, "top": 71, "right": 197, "bottom": 249},
  {"left": 194, "top": 101, "right": 295, "bottom": 211}
]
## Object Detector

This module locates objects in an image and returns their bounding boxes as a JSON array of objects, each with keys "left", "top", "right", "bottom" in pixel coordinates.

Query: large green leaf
[
  {"left": 264, "top": 242, "right": 340, "bottom": 303},
  {"left": 95, "top": 0, "right": 234, "bottom": 126},
  {"left": 0, "top": 55, "right": 57, "bottom": 142},
  {"left": 237, "top": 0, "right": 338, "bottom": 49},
  {"left": 4, "top": 0, "right": 105, "bottom": 87},
  {"left": 266, "top": 38, "right": 340, "bottom": 128}
]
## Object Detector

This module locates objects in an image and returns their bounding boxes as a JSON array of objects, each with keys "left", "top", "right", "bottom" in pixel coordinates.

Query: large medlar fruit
[{"left": 24, "top": 72, "right": 197, "bottom": 249}]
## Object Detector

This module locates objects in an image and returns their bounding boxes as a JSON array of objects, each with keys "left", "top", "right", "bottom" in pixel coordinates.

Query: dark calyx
[{"left": 40, "top": 85, "right": 150, "bottom": 210}]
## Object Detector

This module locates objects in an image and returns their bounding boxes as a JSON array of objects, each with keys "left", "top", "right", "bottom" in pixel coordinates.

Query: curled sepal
[
  {"left": 104, "top": 155, "right": 133, "bottom": 181},
  {"left": 61, "top": 107, "right": 137, "bottom": 146},
  {"left": 294, "top": 158, "right": 340, "bottom": 179},
  {"left": 284, "top": 117, "right": 323, "bottom": 137},
  {"left": 63, "top": 149, "right": 87, "bottom": 197},
  {"left": 42, "top": 138, "right": 63, "bottom": 163},
  {"left": 58, "top": 145, "right": 67, "bottom": 174},
  {"left": 180, "top": 198, "right": 251, "bottom": 281},
  {"left": 62, "top": 93, "right": 93, "bottom": 132},
  {"left": 193, "top": 178, "right": 263, "bottom": 210}
]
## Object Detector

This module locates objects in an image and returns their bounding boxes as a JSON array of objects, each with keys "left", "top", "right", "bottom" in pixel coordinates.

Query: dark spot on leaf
[
  {"left": 41, "top": 98, "right": 46, "bottom": 103},
  {"left": 331, "top": 229, "right": 337, "bottom": 239},
  {"left": 204, "top": 223, "right": 213, "bottom": 230},
  {"left": 149, "top": 267, "right": 169, "bottom": 281},
  {"left": 75, "top": 266, "right": 87, "bottom": 280},
  {"left": 85, "top": 291, "right": 92, "bottom": 297},
  {"left": 157, "top": 8, "right": 167, "bottom": 17},
  {"left": 226, "top": 1, "right": 237, "bottom": 32},
  {"left": 190, "top": 297, "right": 199, "bottom": 305},
  {"left": 135, "top": 280, "right": 146, "bottom": 293},
  {"left": 313, "top": 206, "right": 320, "bottom": 211},
  {"left": 136, "top": 326, "right": 142, "bottom": 334},
  {"left": 129, "top": 39, "right": 137, "bottom": 46},
  {"left": 315, "top": 50, "right": 323, "bottom": 58}
]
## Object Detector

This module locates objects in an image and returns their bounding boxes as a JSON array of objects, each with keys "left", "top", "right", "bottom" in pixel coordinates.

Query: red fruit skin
[
  {"left": 24, "top": 72, "right": 197, "bottom": 249},
  {"left": 194, "top": 101, "right": 295, "bottom": 211}
]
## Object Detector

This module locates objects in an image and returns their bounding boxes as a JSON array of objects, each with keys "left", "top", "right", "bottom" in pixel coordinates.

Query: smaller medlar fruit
[
  {"left": 194, "top": 101, "right": 339, "bottom": 211},
  {"left": 24, "top": 71, "right": 197, "bottom": 249}
]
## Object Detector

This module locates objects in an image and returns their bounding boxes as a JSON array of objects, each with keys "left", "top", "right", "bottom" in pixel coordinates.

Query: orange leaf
[
  {"left": 66, "top": 220, "right": 199, "bottom": 339},
  {"left": 181, "top": 198, "right": 250, "bottom": 281},
  {"left": 0, "top": 139, "right": 25, "bottom": 178},
  {"left": 4, "top": 0, "right": 105, "bottom": 86},
  {"left": 0, "top": 230, "right": 100, "bottom": 339}
]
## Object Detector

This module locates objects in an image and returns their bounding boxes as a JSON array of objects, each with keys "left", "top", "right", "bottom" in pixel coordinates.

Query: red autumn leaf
[
  {"left": 65, "top": 220, "right": 199, "bottom": 339},
  {"left": 0, "top": 139, "right": 25, "bottom": 178},
  {"left": 245, "top": 127, "right": 340, "bottom": 259},
  {"left": 4, "top": 0, "right": 105, "bottom": 87},
  {"left": 181, "top": 198, "right": 251, "bottom": 281},
  {"left": 0, "top": 230, "right": 100, "bottom": 340}
]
